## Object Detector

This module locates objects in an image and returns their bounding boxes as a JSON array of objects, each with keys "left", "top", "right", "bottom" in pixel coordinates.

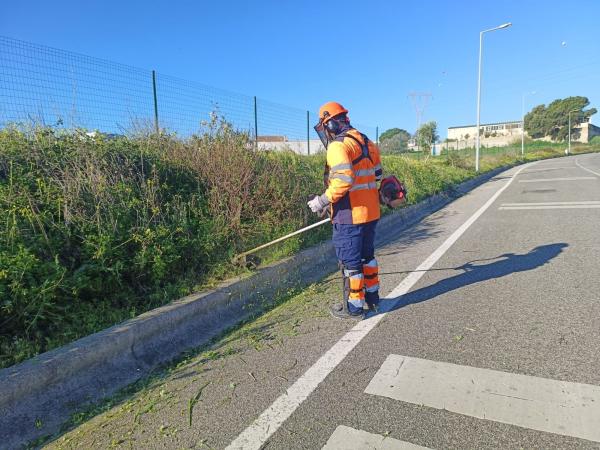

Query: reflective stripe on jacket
[{"left": 324, "top": 128, "right": 382, "bottom": 224}]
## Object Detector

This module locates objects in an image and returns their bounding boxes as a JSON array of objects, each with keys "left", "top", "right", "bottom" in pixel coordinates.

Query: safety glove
[{"left": 307, "top": 193, "right": 330, "bottom": 215}]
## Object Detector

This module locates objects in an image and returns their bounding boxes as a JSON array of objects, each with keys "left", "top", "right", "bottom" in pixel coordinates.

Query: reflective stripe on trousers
[
  {"left": 344, "top": 268, "right": 365, "bottom": 310},
  {"left": 363, "top": 257, "right": 379, "bottom": 293}
]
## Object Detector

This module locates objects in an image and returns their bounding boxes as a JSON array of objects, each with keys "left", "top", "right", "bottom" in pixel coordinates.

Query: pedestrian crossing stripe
[
  {"left": 365, "top": 355, "right": 600, "bottom": 443},
  {"left": 322, "top": 425, "right": 431, "bottom": 450}
]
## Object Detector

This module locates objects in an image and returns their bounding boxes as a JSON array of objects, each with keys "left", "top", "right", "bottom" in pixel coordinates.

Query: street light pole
[
  {"left": 476, "top": 32, "right": 483, "bottom": 172},
  {"left": 521, "top": 91, "right": 536, "bottom": 157},
  {"left": 476, "top": 22, "right": 512, "bottom": 172}
]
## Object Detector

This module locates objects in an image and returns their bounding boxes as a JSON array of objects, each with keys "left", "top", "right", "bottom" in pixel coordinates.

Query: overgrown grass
[
  {"left": 0, "top": 120, "right": 323, "bottom": 368},
  {"left": 1, "top": 122, "right": 597, "bottom": 369}
]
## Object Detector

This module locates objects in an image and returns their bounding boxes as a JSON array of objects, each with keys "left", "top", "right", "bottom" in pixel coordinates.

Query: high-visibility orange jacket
[{"left": 324, "top": 128, "right": 382, "bottom": 224}]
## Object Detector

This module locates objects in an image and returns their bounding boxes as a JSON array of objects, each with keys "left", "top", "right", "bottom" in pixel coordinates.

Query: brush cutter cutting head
[{"left": 232, "top": 254, "right": 261, "bottom": 269}]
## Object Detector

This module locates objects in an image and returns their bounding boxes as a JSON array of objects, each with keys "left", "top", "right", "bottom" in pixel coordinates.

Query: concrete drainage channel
[{"left": 0, "top": 165, "right": 512, "bottom": 449}]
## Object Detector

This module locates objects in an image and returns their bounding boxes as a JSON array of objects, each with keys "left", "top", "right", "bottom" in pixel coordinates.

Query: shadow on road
[
  {"left": 378, "top": 243, "right": 568, "bottom": 314},
  {"left": 377, "top": 227, "right": 441, "bottom": 255},
  {"left": 376, "top": 209, "right": 458, "bottom": 256}
]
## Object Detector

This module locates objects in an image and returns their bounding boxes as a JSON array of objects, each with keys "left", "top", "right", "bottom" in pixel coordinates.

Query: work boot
[
  {"left": 365, "top": 292, "right": 380, "bottom": 313},
  {"left": 330, "top": 303, "right": 363, "bottom": 320},
  {"left": 365, "top": 300, "right": 379, "bottom": 313}
]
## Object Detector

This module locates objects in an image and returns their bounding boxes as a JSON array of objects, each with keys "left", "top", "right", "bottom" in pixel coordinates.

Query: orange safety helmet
[{"left": 318, "top": 101, "right": 348, "bottom": 124}]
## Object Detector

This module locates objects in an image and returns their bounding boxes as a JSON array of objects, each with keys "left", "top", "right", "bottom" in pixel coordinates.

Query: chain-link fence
[{"left": 0, "top": 36, "right": 378, "bottom": 154}]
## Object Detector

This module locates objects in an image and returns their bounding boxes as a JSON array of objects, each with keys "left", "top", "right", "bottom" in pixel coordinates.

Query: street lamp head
[{"left": 482, "top": 22, "right": 513, "bottom": 34}]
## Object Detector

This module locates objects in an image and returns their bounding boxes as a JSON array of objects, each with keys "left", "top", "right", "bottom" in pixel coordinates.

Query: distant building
[
  {"left": 575, "top": 121, "right": 600, "bottom": 143},
  {"left": 407, "top": 138, "right": 418, "bottom": 151},
  {"left": 447, "top": 119, "right": 600, "bottom": 147},
  {"left": 448, "top": 121, "right": 523, "bottom": 142}
]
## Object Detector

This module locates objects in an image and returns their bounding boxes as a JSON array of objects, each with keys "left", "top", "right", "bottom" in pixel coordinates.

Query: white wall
[
  {"left": 448, "top": 122, "right": 524, "bottom": 147},
  {"left": 257, "top": 139, "right": 325, "bottom": 155}
]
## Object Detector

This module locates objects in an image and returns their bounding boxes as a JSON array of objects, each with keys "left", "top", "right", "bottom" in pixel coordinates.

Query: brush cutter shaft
[{"left": 235, "top": 218, "right": 330, "bottom": 260}]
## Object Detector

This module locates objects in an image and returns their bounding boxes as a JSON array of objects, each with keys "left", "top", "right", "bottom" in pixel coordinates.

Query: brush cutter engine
[{"left": 379, "top": 175, "right": 407, "bottom": 208}]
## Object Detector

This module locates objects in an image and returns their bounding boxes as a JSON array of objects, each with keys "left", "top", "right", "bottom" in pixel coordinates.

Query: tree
[
  {"left": 379, "top": 128, "right": 410, "bottom": 142},
  {"left": 416, "top": 121, "right": 439, "bottom": 152},
  {"left": 379, "top": 128, "right": 411, "bottom": 153},
  {"left": 524, "top": 96, "right": 597, "bottom": 141}
]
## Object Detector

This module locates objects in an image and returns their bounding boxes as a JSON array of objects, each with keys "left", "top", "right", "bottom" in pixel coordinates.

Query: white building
[
  {"left": 448, "top": 121, "right": 522, "bottom": 141},
  {"left": 447, "top": 120, "right": 600, "bottom": 147}
]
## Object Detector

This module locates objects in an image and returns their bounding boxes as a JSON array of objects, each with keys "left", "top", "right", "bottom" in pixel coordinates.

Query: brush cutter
[
  {"left": 232, "top": 217, "right": 330, "bottom": 268},
  {"left": 233, "top": 178, "right": 407, "bottom": 268}
]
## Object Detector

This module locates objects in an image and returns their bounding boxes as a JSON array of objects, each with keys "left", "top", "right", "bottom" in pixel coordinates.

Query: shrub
[{"left": 0, "top": 121, "right": 327, "bottom": 368}]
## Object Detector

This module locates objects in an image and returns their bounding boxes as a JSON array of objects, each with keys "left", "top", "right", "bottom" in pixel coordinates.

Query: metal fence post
[
  {"left": 376, "top": 126, "right": 379, "bottom": 144},
  {"left": 306, "top": 110, "right": 310, "bottom": 155},
  {"left": 152, "top": 70, "right": 159, "bottom": 135},
  {"left": 254, "top": 96, "right": 258, "bottom": 149}
]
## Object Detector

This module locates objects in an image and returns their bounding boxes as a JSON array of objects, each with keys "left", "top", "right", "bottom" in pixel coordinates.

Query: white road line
[
  {"left": 365, "top": 355, "right": 600, "bottom": 443},
  {"left": 225, "top": 163, "right": 533, "bottom": 450},
  {"left": 322, "top": 426, "right": 431, "bottom": 450},
  {"left": 521, "top": 166, "right": 571, "bottom": 173},
  {"left": 518, "top": 177, "right": 596, "bottom": 183},
  {"left": 499, "top": 205, "right": 600, "bottom": 210},
  {"left": 575, "top": 158, "right": 600, "bottom": 177},
  {"left": 501, "top": 201, "right": 600, "bottom": 206}
]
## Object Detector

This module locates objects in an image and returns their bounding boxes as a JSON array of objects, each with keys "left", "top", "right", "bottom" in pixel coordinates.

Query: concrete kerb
[{"left": 0, "top": 164, "right": 512, "bottom": 449}]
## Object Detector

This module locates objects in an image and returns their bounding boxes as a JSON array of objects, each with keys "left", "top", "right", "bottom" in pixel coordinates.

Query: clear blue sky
[{"left": 2, "top": 0, "right": 599, "bottom": 138}]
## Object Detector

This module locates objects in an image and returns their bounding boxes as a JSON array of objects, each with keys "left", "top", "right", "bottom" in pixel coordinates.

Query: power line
[{"left": 485, "top": 59, "right": 600, "bottom": 93}]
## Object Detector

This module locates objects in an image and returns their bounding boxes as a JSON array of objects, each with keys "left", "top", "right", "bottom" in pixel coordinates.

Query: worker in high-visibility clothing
[{"left": 308, "top": 102, "right": 383, "bottom": 319}]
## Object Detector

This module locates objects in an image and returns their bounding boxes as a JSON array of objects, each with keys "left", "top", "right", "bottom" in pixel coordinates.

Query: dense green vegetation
[
  {"left": 379, "top": 128, "right": 411, "bottom": 154},
  {"left": 1, "top": 122, "right": 598, "bottom": 368},
  {"left": 524, "top": 96, "right": 597, "bottom": 141},
  {"left": 379, "top": 128, "right": 411, "bottom": 143},
  {"left": 416, "top": 121, "right": 439, "bottom": 152},
  {"left": 0, "top": 121, "right": 322, "bottom": 368}
]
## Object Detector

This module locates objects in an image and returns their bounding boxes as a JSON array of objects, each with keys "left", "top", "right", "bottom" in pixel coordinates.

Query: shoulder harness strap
[{"left": 339, "top": 132, "right": 372, "bottom": 165}]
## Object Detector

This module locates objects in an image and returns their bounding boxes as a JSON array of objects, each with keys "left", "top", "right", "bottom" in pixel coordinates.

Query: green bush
[{"left": 0, "top": 121, "right": 326, "bottom": 368}]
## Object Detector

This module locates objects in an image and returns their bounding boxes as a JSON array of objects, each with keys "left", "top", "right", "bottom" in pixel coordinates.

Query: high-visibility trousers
[{"left": 332, "top": 220, "right": 379, "bottom": 313}]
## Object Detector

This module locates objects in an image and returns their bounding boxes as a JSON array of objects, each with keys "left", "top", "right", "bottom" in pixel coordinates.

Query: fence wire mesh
[{"left": 0, "top": 36, "right": 378, "bottom": 153}]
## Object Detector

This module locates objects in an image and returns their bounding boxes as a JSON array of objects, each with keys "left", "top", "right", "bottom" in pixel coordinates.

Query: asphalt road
[{"left": 45, "top": 153, "right": 600, "bottom": 450}]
